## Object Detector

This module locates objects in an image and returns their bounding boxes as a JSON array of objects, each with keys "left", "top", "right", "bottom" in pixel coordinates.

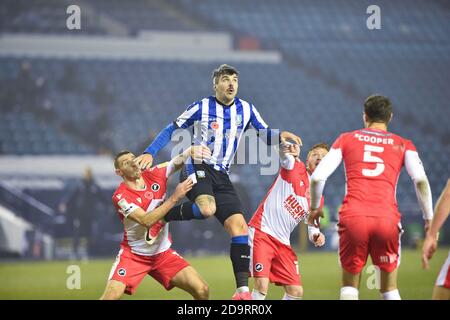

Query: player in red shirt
[
  {"left": 249, "top": 142, "right": 328, "bottom": 300},
  {"left": 422, "top": 178, "right": 450, "bottom": 300},
  {"left": 308, "top": 95, "right": 433, "bottom": 300},
  {"left": 100, "top": 146, "right": 210, "bottom": 300}
]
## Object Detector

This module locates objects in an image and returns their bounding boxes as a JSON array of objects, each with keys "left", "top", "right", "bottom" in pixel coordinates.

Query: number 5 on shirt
[{"left": 362, "top": 144, "right": 385, "bottom": 177}]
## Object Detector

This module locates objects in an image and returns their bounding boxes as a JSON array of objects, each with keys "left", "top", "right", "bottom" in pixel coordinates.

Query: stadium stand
[{"left": 0, "top": 0, "right": 448, "bottom": 257}]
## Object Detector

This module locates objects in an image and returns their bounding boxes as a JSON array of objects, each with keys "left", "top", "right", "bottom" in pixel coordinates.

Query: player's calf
[
  {"left": 100, "top": 280, "right": 126, "bottom": 300},
  {"left": 193, "top": 283, "right": 210, "bottom": 300},
  {"left": 284, "top": 285, "right": 303, "bottom": 300},
  {"left": 252, "top": 278, "right": 269, "bottom": 300}
]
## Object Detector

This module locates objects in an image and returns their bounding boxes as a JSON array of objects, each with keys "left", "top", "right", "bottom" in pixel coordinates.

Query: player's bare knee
[
  {"left": 196, "top": 196, "right": 217, "bottom": 218},
  {"left": 198, "top": 204, "right": 216, "bottom": 217}
]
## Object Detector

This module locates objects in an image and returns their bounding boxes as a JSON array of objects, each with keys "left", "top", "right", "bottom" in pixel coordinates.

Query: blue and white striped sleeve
[
  {"left": 249, "top": 104, "right": 279, "bottom": 145},
  {"left": 174, "top": 101, "right": 202, "bottom": 129},
  {"left": 249, "top": 104, "right": 269, "bottom": 130}
]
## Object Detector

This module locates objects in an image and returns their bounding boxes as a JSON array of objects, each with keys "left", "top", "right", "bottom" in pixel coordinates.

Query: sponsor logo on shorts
[
  {"left": 117, "top": 268, "right": 126, "bottom": 277},
  {"left": 255, "top": 263, "right": 264, "bottom": 272},
  {"left": 151, "top": 183, "right": 160, "bottom": 192},
  {"left": 380, "top": 254, "right": 397, "bottom": 264},
  {"left": 196, "top": 170, "right": 206, "bottom": 178}
]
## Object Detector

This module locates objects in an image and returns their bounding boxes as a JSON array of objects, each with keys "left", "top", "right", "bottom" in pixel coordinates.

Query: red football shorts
[
  {"left": 436, "top": 250, "right": 450, "bottom": 289},
  {"left": 108, "top": 246, "right": 189, "bottom": 294},
  {"left": 249, "top": 227, "right": 301, "bottom": 286},
  {"left": 338, "top": 215, "right": 403, "bottom": 274}
]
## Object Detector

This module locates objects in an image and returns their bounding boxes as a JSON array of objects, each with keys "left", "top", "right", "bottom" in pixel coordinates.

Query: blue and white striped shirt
[{"left": 175, "top": 96, "right": 272, "bottom": 173}]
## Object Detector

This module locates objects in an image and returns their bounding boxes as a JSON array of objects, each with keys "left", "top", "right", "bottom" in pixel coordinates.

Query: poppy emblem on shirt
[
  {"left": 151, "top": 183, "right": 160, "bottom": 192},
  {"left": 144, "top": 191, "right": 153, "bottom": 200},
  {"left": 211, "top": 122, "right": 220, "bottom": 130}
]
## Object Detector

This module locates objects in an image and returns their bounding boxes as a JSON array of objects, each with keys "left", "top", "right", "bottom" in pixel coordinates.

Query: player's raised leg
[
  {"left": 224, "top": 213, "right": 252, "bottom": 300},
  {"left": 170, "top": 266, "right": 209, "bottom": 300},
  {"left": 194, "top": 194, "right": 217, "bottom": 218},
  {"left": 100, "top": 280, "right": 126, "bottom": 300}
]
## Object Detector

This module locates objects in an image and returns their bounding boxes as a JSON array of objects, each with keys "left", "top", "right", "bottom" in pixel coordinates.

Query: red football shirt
[{"left": 331, "top": 128, "right": 417, "bottom": 219}]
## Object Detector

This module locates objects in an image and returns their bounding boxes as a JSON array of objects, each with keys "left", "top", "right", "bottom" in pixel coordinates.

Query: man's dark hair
[
  {"left": 114, "top": 150, "right": 131, "bottom": 169},
  {"left": 364, "top": 95, "right": 393, "bottom": 124},
  {"left": 212, "top": 64, "right": 239, "bottom": 84}
]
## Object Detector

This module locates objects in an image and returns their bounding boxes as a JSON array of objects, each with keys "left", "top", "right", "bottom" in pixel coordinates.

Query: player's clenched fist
[
  {"left": 134, "top": 153, "right": 153, "bottom": 170},
  {"left": 308, "top": 208, "right": 323, "bottom": 228},
  {"left": 280, "top": 131, "right": 302, "bottom": 147},
  {"left": 173, "top": 178, "right": 194, "bottom": 202},
  {"left": 312, "top": 233, "right": 326, "bottom": 247}
]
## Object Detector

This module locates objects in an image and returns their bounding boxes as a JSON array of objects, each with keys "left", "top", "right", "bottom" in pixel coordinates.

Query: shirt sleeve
[
  {"left": 174, "top": 101, "right": 202, "bottom": 129},
  {"left": 404, "top": 148, "right": 433, "bottom": 220},
  {"left": 113, "top": 193, "right": 140, "bottom": 218},
  {"left": 249, "top": 104, "right": 269, "bottom": 130},
  {"left": 279, "top": 150, "right": 296, "bottom": 170},
  {"left": 145, "top": 163, "right": 169, "bottom": 182}
]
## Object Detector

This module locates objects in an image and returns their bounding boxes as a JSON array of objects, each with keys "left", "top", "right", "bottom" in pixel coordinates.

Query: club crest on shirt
[
  {"left": 236, "top": 114, "right": 243, "bottom": 126},
  {"left": 117, "top": 268, "right": 126, "bottom": 277},
  {"left": 255, "top": 263, "right": 264, "bottom": 272},
  {"left": 151, "top": 183, "right": 160, "bottom": 192}
]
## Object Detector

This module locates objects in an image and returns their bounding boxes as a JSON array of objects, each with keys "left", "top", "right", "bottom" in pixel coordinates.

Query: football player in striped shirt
[{"left": 135, "top": 64, "right": 301, "bottom": 300}]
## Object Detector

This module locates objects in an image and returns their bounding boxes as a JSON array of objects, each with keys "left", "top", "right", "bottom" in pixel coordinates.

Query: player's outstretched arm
[
  {"left": 167, "top": 145, "right": 212, "bottom": 176},
  {"left": 422, "top": 179, "right": 450, "bottom": 269},
  {"left": 278, "top": 142, "right": 299, "bottom": 170},
  {"left": 280, "top": 131, "right": 302, "bottom": 147},
  {"left": 127, "top": 178, "right": 193, "bottom": 228},
  {"left": 135, "top": 123, "right": 177, "bottom": 170},
  {"left": 404, "top": 151, "right": 433, "bottom": 227}
]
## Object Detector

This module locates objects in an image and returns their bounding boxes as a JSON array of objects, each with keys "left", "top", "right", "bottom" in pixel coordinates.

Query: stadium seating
[{"left": 0, "top": 0, "right": 448, "bottom": 255}]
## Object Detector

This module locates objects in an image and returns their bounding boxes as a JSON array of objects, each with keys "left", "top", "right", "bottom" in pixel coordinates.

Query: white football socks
[
  {"left": 251, "top": 290, "right": 266, "bottom": 300},
  {"left": 381, "top": 289, "right": 401, "bottom": 300},
  {"left": 340, "top": 286, "right": 359, "bottom": 300},
  {"left": 236, "top": 286, "right": 249, "bottom": 293},
  {"left": 282, "top": 293, "right": 302, "bottom": 300}
]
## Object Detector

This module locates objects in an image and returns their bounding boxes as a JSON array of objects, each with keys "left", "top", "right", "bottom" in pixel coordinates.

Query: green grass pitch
[{"left": 0, "top": 248, "right": 447, "bottom": 300}]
